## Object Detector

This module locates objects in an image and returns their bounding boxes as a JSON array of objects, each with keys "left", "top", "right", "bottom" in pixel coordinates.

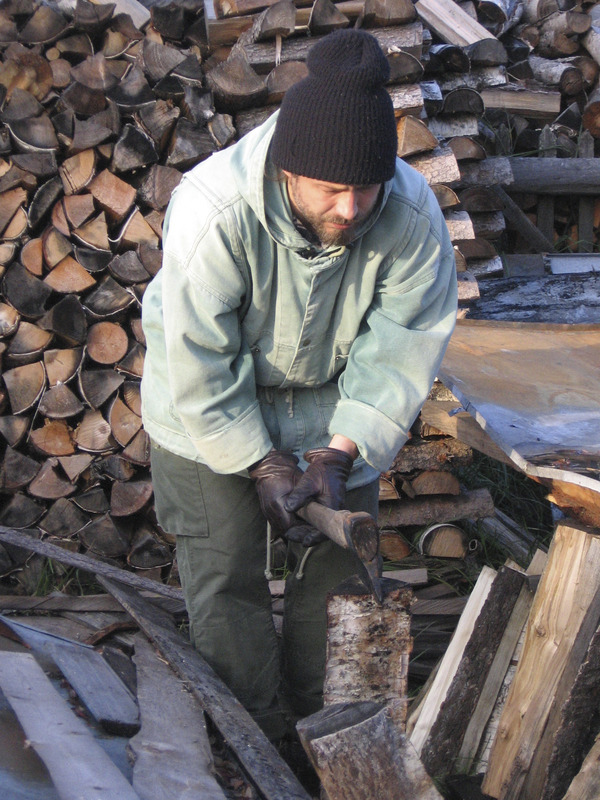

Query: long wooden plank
[
  {"left": 419, "top": 566, "right": 528, "bottom": 778},
  {"left": 0, "top": 652, "right": 141, "bottom": 800},
  {"left": 0, "top": 593, "right": 126, "bottom": 613},
  {"left": 482, "top": 520, "right": 600, "bottom": 800},
  {"left": 409, "top": 566, "right": 497, "bottom": 755},
  {"left": 0, "top": 527, "right": 184, "bottom": 601},
  {"left": 472, "top": 551, "right": 548, "bottom": 775},
  {"left": 50, "top": 644, "right": 140, "bottom": 736},
  {"left": 456, "top": 579, "right": 533, "bottom": 773},
  {"left": 0, "top": 615, "right": 140, "bottom": 735},
  {"left": 98, "top": 577, "right": 311, "bottom": 800},
  {"left": 130, "top": 633, "right": 227, "bottom": 800},
  {"left": 509, "top": 156, "right": 600, "bottom": 194}
]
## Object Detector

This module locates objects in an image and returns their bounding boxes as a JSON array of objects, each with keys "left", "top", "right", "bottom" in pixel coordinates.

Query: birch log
[{"left": 324, "top": 576, "right": 413, "bottom": 729}]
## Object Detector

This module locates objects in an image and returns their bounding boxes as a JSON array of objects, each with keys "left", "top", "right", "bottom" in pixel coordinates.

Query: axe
[{"left": 297, "top": 502, "right": 383, "bottom": 603}]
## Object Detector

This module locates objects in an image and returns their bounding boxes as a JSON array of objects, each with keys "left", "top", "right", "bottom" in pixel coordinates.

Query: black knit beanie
[{"left": 270, "top": 29, "right": 397, "bottom": 185}]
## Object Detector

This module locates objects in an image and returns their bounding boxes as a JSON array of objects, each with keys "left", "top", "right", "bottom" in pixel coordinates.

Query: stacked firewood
[
  {"left": 0, "top": 0, "right": 597, "bottom": 587},
  {"left": 0, "top": 0, "right": 193, "bottom": 584}
]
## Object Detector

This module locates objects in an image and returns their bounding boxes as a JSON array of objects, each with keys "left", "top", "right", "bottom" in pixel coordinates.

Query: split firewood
[
  {"left": 379, "top": 530, "right": 412, "bottom": 561},
  {"left": 246, "top": 0, "right": 297, "bottom": 42},
  {"left": 0, "top": 446, "right": 40, "bottom": 492},
  {"left": 166, "top": 119, "right": 218, "bottom": 170},
  {"left": 297, "top": 702, "right": 443, "bottom": 800},
  {"left": 482, "top": 520, "right": 600, "bottom": 800},
  {"left": 44, "top": 347, "right": 84, "bottom": 387},
  {"left": 38, "top": 295, "right": 88, "bottom": 347},
  {"left": 465, "top": 37, "right": 508, "bottom": 66},
  {"left": 3, "top": 361, "right": 46, "bottom": 414},
  {"left": 431, "top": 184, "right": 460, "bottom": 210},
  {"left": 388, "top": 84, "right": 425, "bottom": 117},
  {"left": 444, "top": 209, "right": 476, "bottom": 242},
  {"left": 206, "top": 49, "right": 268, "bottom": 112},
  {"left": 442, "top": 87, "right": 485, "bottom": 115},
  {"left": 427, "top": 114, "right": 479, "bottom": 140},
  {"left": 536, "top": 10, "right": 591, "bottom": 59},
  {"left": 307, "top": 0, "right": 349, "bottom": 35},
  {"left": 415, "top": 0, "right": 500, "bottom": 46},
  {"left": 405, "top": 146, "right": 461, "bottom": 186},
  {"left": 387, "top": 49, "right": 424, "bottom": 84},
  {"left": 38, "top": 384, "right": 84, "bottom": 420},
  {"left": 108, "top": 395, "right": 143, "bottom": 447},
  {"left": 410, "top": 470, "right": 461, "bottom": 496},
  {"left": 263, "top": 62, "right": 304, "bottom": 105},
  {"left": 111, "top": 477, "right": 153, "bottom": 517},
  {"left": 39, "top": 495, "right": 90, "bottom": 537},
  {"left": 29, "top": 420, "right": 75, "bottom": 459},
  {"left": 29, "top": 457, "right": 78, "bottom": 499},
  {"left": 456, "top": 270, "right": 481, "bottom": 300},
  {"left": 5, "top": 319, "right": 52, "bottom": 367},
  {"left": 426, "top": 42, "right": 471, "bottom": 74},
  {"left": 363, "top": 0, "right": 417, "bottom": 27}
]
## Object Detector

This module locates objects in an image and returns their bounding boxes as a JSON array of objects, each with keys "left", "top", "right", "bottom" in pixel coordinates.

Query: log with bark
[
  {"left": 297, "top": 701, "right": 443, "bottom": 800},
  {"left": 482, "top": 520, "right": 600, "bottom": 800}
]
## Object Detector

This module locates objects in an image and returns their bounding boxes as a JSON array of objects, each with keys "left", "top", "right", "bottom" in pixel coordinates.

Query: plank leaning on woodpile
[{"left": 140, "top": 25, "right": 457, "bottom": 757}]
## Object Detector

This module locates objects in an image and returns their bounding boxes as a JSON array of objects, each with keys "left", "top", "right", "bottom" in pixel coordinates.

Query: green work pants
[{"left": 150, "top": 442, "right": 379, "bottom": 741}]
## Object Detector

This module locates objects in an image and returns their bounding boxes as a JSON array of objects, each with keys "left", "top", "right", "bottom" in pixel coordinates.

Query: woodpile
[
  {"left": 0, "top": 1, "right": 599, "bottom": 797},
  {"left": 0, "top": 0, "right": 595, "bottom": 581}
]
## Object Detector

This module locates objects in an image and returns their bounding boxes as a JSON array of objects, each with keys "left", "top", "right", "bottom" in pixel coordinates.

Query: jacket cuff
[
  {"left": 329, "top": 399, "right": 409, "bottom": 473},
  {"left": 189, "top": 401, "right": 273, "bottom": 474}
]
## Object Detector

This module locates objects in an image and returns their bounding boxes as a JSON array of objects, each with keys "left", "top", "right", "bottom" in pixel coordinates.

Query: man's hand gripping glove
[
  {"left": 249, "top": 450, "right": 318, "bottom": 545},
  {"left": 285, "top": 446, "right": 354, "bottom": 526}
]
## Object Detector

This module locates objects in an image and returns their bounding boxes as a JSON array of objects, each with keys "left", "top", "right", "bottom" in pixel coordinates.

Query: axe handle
[{"left": 297, "top": 502, "right": 379, "bottom": 563}]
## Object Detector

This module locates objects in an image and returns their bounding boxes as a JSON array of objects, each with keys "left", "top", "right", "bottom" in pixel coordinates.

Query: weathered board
[
  {"left": 129, "top": 633, "right": 226, "bottom": 800},
  {"left": 439, "top": 319, "right": 600, "bottom": 525},
  {"left": 98, "top": 577, "right": 311, "bottom": 800},
  {"left": 0, "top": 651, "right": 141, "bottom": 800},
  {"left": 0, "top": 615, "right": 140, "bottom": 735}
]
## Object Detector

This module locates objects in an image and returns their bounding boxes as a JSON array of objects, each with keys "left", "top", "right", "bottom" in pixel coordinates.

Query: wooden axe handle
[{"left": 297, "top": 502, "right": 379, "bottom": 563}]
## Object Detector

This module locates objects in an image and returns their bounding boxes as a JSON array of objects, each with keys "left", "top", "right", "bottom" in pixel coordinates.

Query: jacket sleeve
[
  {"left": 328, "top": 187, "right": 458, "bottom": 473},
  {"left": 158, "top": 179, "right": 273, "bottom": 473}
]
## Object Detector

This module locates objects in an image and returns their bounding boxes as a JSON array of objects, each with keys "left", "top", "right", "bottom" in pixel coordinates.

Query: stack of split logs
[
  {"left": 0, "top": 0, "right": 592, "bottom": 584},
  {"left": 0, "top": 2, "right": 599, "bottom": 798}
]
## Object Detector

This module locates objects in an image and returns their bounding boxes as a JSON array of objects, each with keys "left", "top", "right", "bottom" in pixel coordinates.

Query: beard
[{"left": 287, "top": 177, "right": 366, "bottom": 247}]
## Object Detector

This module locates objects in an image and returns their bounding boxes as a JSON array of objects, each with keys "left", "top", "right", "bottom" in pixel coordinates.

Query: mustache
[{"left": 327, "top": 216, "right": 361, "bottom": 225}]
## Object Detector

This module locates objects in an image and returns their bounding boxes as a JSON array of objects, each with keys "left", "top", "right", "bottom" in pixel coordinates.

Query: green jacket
[{"left": 141, "top": 113, "right": 457, "bottom": 488}]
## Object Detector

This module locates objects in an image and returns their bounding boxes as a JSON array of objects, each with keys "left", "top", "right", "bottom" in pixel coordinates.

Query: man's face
[{"left": 283, "top": 172, "right": 381, "bottom": 247}]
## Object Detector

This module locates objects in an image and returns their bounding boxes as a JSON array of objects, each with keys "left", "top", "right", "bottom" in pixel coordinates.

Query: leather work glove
[
  {"left": 249, "top": 450, "right": 305, "bottom": 534},
  {"left": 284, "top": 447, "right": 354, "bottom": 514},
  {"left": 285, "top": 523, "right": 327, "bottom": 548}
]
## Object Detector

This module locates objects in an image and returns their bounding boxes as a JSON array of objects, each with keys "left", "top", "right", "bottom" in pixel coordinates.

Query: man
[{"left": 141, "top": 28, "right": 457, "bottom": 743}]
